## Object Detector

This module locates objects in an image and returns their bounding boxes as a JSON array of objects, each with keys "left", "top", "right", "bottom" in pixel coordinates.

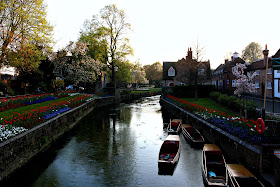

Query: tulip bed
[
  {"left": 165, "top": 95, "right": 263, "bottom": 144},
  {"left": 0, "top": 93, "right": 94, "bottom": 142}
]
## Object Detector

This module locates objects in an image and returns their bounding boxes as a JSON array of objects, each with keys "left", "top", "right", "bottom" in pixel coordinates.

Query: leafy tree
[
  {"left": 115, "top": 60, "right": 132, "bottom": 86},
  {"left": 53, "top": 41, "right": 104, "bottom": 86},
  {"left": 242, "top": 42, "right": 263, "bottom": 63},
  {"left": 81, "top": 4, "right": 133, "bottom": 86},
  {"left": 0, "top": 0, "right": 53, "bottom": 66},
  {"left": 131, "top": 61, "right": 148, "bottom": 84},
  {"left": 143, "top": 61, "right": 163, "bottom": 84}
]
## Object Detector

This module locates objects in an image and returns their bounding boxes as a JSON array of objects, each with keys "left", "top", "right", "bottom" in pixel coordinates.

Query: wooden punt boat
[
  {"left": 167, "top": 119, "right": 182, "bottom": 134},
  {"left": 158, "top": 135, "right": 181, "bottom": 169},
  {"left": 182, "top": 124, "right": 205, "bottom": 145},
  {"left": 227, "top": 164, "right": 265, "bottom": 187},
  {"left": 202, "top": 144, "right": 227, "bottom": 186}
]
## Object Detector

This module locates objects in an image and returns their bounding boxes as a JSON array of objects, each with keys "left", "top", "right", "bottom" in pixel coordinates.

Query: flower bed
[
  {"left": 165, "top": 95, "right": 265, "bottom": 144},
  {"left": 0, "top": 91, "right": 75, "bottom": 112},
  {"left": 0, "top": 94, "right": 93, "bottom": 142}
]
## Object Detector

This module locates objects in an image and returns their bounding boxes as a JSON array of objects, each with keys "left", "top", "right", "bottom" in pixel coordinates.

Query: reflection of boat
[
  {"left": 158, "top": 135, "right": 181, "bottom": 170},
  {"left": 167, "top": 119, "right": 182, "bottom": 134},
  {"left": 227, "top": 164, "right": 264, "bottom": 187},
  {"left": 182, "top": 124, "right": 205, "bottom": 146},
  {"left": 202, "top": 144, "right": 227, "bottom": 186}
]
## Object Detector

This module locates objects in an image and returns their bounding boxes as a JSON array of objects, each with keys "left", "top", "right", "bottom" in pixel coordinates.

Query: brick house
[
  {"left": 246, "top": 48, "right": 280, "bottom": 99},
  {"left": 212, "top": 52, "right": 246, "bottom": 93},
  {"left": 162, "top": 48, "right": 211, "bottom": 87}
]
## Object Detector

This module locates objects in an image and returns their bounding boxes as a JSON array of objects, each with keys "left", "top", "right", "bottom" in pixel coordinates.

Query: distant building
[{"left": 162, "top": 48, "right": 211, "bottom": 87}]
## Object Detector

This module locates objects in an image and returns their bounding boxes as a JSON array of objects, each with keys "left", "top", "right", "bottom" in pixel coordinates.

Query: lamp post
[{"left": 262, "top": 44, "right": 269, "bottom": 119}]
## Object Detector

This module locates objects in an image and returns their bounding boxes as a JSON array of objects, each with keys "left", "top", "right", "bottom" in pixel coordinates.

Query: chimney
[
  {"left": 188, "top": 47, "right": 192, "bottom": 60},
  {"left": 225, "top": 59, "right": 229, "bottom": 64}
]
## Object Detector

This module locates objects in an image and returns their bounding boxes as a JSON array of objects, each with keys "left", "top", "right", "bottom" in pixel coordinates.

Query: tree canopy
[
  {"left": 0, "top": 0, "right": 53, "bottom": 66},
  {"left": 144, "top": 62, "right": 163, "bottom": 84},
  {"left": 242, "top": 42, "right": 263, "bottom": 63},
  {"left": 79, "top": 4, "right": 133, "bottom": 86}
]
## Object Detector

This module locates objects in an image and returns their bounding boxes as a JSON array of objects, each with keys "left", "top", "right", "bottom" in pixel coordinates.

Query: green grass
[
  {"left": 0, "top": 96, "right": 76, "bottom": 118},
  {"left": 182, "top": 97, "right": 240, "bottom": 117}
]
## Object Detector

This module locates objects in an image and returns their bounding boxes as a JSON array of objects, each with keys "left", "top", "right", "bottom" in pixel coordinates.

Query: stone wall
[{"left": 0, "top": 96, "right": 115, "bottom": 181}]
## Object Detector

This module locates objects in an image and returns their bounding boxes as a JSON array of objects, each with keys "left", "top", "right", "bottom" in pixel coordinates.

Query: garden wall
[
  {"left": 160, "top": 98, "right": 280, "bottom": 185},
  {"left": 0, "top": 96, "right": 115, "bottom": 181}
]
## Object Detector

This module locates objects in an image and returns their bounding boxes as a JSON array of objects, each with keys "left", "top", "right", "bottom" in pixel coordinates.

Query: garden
[
  {"left": 165, "top": 94, "right": 280, "bottom": 145},
  {"left": 0, "top": 91, "right": 98, "bottom": 142}
]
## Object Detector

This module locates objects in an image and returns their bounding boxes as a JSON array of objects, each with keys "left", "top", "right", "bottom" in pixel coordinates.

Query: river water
[{"left": 2, "top": 95, "right": 204, "bottom": 187}]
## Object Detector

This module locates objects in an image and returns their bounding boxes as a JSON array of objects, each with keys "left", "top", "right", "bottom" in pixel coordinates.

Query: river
[{"left": 1, "top": 95, "right": 204, "bottom": 187}]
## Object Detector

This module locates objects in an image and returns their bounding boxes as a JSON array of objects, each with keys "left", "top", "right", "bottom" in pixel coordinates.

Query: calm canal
[{"left": 2, "top": 95, "right": 204, "bottom": 187}]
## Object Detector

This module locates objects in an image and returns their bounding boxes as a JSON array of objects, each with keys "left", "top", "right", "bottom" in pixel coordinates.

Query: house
[
  {"left": 246, "top": 48, "right": 280, "bottom": 99},
  {"left": 212, "top": 63, "right": 224, "bottom": 90},
  {"left": 162, "top": 48, "right": 211, "bottom": 87},
  {"left": 221, "top": 52, "right": 246, "bottom": 93}
]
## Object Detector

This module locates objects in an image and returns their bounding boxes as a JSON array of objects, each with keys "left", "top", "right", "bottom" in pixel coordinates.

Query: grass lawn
[{"left": 182, "top": 97, "right": 241, "bottom": 117}]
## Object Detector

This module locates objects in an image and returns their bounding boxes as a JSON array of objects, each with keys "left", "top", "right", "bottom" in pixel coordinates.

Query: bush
[
  {"left": 209, "top": 92, "right": 222, "bottom": 101},
  {"left": 173, "top": 85, "right": 215, "bottom": 98}
]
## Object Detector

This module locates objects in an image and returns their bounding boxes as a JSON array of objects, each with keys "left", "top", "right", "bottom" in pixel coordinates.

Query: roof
[
  {"left": 162, "top": 61, "right": 177, "bottom": 80},
  {"left": 223, "top": 57, "right": 246, "bottom": 73},
  {"left": 165, "top": 135, "right": 180, "bottom": 142},
  {"left": 203, "top": 144, "right": 221, "bottom": 152},
  {"left": 227, "top": 164, "right": 255, "bottom": 178}
]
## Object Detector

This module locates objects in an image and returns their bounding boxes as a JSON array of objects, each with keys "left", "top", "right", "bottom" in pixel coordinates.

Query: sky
[{"left": 46, "top": 0, "right": 280, "bottom": 69}]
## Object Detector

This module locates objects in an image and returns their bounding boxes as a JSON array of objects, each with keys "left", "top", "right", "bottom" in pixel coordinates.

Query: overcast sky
[{"left": 46, "top": 0, "right": 280, "bottom": 69}]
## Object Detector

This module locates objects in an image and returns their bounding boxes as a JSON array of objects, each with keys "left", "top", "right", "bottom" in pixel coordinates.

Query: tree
[
  {"left": 131, "top": 61, "right": 148, "bottom": 84},
  {"left": 0, "top": 0, "right": 53, "bottom": 66},
  {"left": 232, "top": 63, "right": 256, "bottom": 96},
  {"left": 144, "top": 62, "right": 163, "bottom": 85},
  {"left": 81, "top": 4, "right": 133, "bottom": 86},
  {"left": 115, "top": 60, "right": 132, "bottom": 86},
  {"left": 242, "top": 42, "right": 263, "bottom": 63},
  {"left": 53, "top": 41, "right": 104, "bottom": 86}
]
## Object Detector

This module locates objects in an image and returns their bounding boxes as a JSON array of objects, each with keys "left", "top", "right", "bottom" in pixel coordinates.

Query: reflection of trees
[{"left": 65, "top": 105, "right": 136, "bottom": 186}]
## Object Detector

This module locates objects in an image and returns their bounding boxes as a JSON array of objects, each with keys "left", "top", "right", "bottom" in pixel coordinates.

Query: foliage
[
  {"left": 210, "top": 92, "right": 258, "bottom": 119},
  {"left": 81, "top": 4, "right": 133, "bottom": 85},
  {"left": 131, "top": 61, "right": 148, "bottom": 84},
  {"left": 241, "top": 42, "right": 263, "bottom": 63},
  {"left": 0, "top": 0, "right": 53, "bottom": 65},
  {"left": 115, "top": 60, "right": 132, "bottom": 85},
  {"left": 232, "top": 63, "right": 256, "bottom": 96},
  {"left": 173, "top": 85, "right": 214, "bottom": 98},
  {"left": 143, "top": 62, "right": 163, "bottom": 84},
  {"left": 53, "top": 41, "right": 104, "bottom": 85}
]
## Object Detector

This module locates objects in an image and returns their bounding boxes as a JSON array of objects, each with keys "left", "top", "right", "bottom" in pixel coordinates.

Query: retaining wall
[{"left": 0, "top": 96, "right": 115, "bottom": 181}]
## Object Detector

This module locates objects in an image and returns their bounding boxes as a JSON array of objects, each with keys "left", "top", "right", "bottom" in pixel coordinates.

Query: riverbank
[
  {"left": 160, "top": 97, "right": 279, "bottom": 186},
  {"left": 0, "top": 90, "right": 161, "bottom": 181}
]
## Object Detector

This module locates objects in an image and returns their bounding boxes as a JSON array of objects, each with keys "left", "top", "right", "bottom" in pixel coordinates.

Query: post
[{"left": 263, "top": 44, "right": 269, "bottom": 118}]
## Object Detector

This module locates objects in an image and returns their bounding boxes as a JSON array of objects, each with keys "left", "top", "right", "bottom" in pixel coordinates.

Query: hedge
[{"left": 173, "top": 85, "right": 215, "bottom": 98}]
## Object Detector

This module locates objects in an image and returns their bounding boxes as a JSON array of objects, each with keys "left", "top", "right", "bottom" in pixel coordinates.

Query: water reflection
[{"left": 1, "top": 95, "right": 204, "bottom": 187}]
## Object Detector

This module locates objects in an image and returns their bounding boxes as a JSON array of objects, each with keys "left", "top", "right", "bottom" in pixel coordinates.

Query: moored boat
[
  {"left": 167, "top": 119, "right": 182, "bottom": 134},
  {"left": 182, "top": 124, "right": 205, "bottom": 146},
  {"left": 227, "top": 164, "right": 265, "bottom": 187},
  {"left": 158, "top": 135, "right": 181, "bottom": 169},
  {"left": 202, "top": 144, "right": 227, "bottom": 186}
]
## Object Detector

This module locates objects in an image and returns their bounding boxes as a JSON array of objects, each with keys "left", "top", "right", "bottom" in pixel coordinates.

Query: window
[
  {"left": 227, "top": 79, "right": 229, "bottom": 84},
  {"left": 279, "top": 80, "right": 280, "bottom": 93},
  {"left": 232, "top": 80, "right": 237, "bottom": 87},
  {"left": 277, "top": 70, "right": 280, "bottom": 73},
  {"left": 267, "top": 81, "right": 272, "bottom": 89},
  {"left": 255, "top": 70, "right": 260, "bottom": 75},
  {"left": 255, "top": 81, "right": 260, "bottom": 88},
  {"left": 267, "top": 68, "right": 272, "bottom": 74},
  {"left": 198, "top": 69, "right": 205, "bottom": 75},
  {"left": 168, "top": 67, "right": 175, "bottom": 76}
]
